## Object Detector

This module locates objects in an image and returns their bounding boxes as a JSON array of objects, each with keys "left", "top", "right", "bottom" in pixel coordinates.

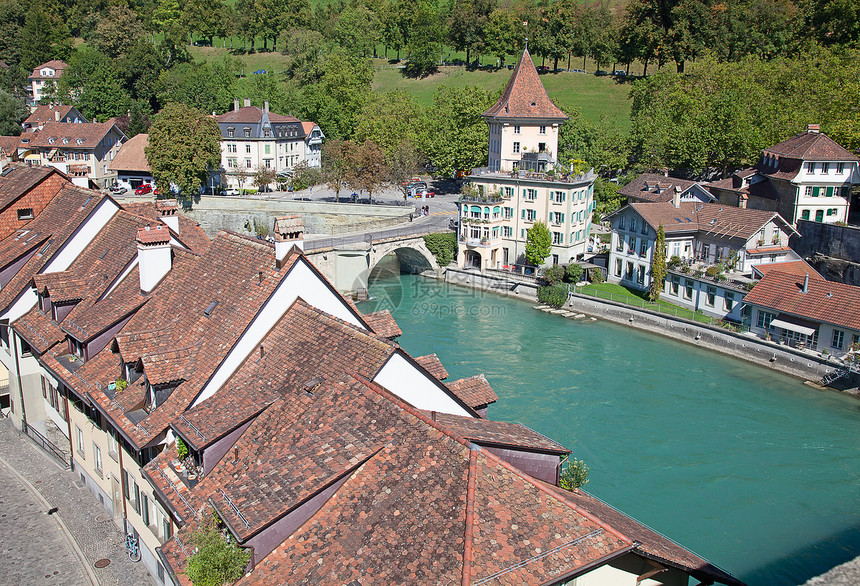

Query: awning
[{"left": 770, "top": 316, "right": 817, "bottom": 336}]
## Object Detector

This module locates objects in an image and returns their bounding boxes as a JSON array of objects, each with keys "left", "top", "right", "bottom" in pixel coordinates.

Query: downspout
[{"left": 11, "top": 332, "right": 26, "bottom": 429}]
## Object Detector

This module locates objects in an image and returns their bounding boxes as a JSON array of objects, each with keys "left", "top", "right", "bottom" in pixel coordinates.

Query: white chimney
[
  {"left": 136, "top": 225, "right": 172, "bottom": 292},
  {"left": 272, "top": 215, "right": 304, "bottom": 267},
  {"left": 155, "top": 199, "right": 180, "bottom": 233},
  {"left": 807, "top": 124, "right": 820, "bottom": 134},
  {"left": 672, "top": 186, "right": 681, "bottom": 208},
  {"left": 234, "top": 98, "right": 240, "bottom": 111},
  {"left": 264, "top": 100, "right": 269, "bottom": 113},
  {"left": 54, "top": 109, "right": 61, "bottom": 122},
  {"left": 244, "top": 97, "right": 251, "bottom": 108}
]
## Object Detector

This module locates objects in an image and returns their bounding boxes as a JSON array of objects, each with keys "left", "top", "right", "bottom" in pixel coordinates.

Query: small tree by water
[
  {"left": 538, "top": 283, "right": 568, "bottom": 308},
  {"left": 649, "top": 224, "right": 667, "bottom": 301},
  {"left": 559, "top": 456, "right": 589, "bottom": 491}
]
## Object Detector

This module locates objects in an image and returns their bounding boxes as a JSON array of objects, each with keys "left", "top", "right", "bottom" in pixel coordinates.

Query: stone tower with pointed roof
[{"left": 483, "top": 49, "right": 568, "bottom": 173}]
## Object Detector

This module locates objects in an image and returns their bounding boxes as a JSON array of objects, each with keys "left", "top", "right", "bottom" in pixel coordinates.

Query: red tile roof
[
  {"left": 121, "top": 201, "right": 210, "bottom": 255},
  {"left": 29, "top": 122, "right": 120, "bottom": 150},
  {"left": 744, "top": 271, "right": 860, "bottom": 331},
  {"left": 414, "top": 353, "right": 449, "bottom": 380},
  {"left": 483, "top": 49, "right": 567, "bottom": 121},
  {"left": 29, "top": 60, "right": 67, "bottom": 79},
  {"left": 215, "top": 106, "right": 301, "bottom": 125},
  {"left": 751, "top": 260, "right": 823, "bottom": 280},
  {"left": 361, "top": 309, "right": 402, "bottom": 338},
  {"left": 24, "top": 105, "right": 82, "bottom": 127},
  {"left": 627, "top": 202, "right": 791, "bottom": 240},
  {"left": 136, "top": 225, "right": 170, "bottom": 245},
  {"left": 434, "top": 412, "right": 569, "bottom": 454},
  {"left": 108, "top": 133, "right": 149, "bottom": 172},
  {"left": 446, "top": 374, "right": 499, "bottom": 409},
  {"left": 619, "top": 173, "right": 699, "bottom": 203},
  {"left": 765, "top": 130, "right": 859, "bottom": 162}
]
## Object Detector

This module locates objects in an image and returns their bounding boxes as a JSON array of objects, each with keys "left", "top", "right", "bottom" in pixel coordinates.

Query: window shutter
[{"left": 812, "top": 187, "right": 820, "bottom": 197}]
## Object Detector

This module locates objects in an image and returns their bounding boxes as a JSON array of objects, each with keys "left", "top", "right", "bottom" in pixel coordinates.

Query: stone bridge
[{"left": 304, "top": 230, "right": 440, "bottom": 295}]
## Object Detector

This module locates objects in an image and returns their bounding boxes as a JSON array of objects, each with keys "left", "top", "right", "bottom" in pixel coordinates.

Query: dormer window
[
  {"left": 243, "top": 128, "right": 251, "bottom": 138},
  {"left": 76, "top": 138, "right": 83, "bottom": 145},
  {"left": 69, "top": 337, "right": 85, "bottom": 360},
  {"left": 227, "top": 127, "right": 234, "bottom": 138},
  {"left": 48, "top": 137, "right": 54, "bottom": 144},
  {"left": 62, "top": 138, "right": 68, "bottom": 144},
  {"left": 822, "top": 162, "right": 830, "bottom": 173}
]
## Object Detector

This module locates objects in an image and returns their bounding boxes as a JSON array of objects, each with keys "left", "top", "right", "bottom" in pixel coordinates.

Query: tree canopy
[
  {"left": 146, "top": 103, "right": 222, "bottom": 201},
  {"left": 525, "top": 221, "right": 553, "bottom": 266}
]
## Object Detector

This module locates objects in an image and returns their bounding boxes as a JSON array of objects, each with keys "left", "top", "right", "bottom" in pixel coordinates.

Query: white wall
[
  {"left": 192, "top": 258, "right": 364, "bottom": 407},
  {"left": 372, "top": 352, "right": 472, "bottom": 416}
]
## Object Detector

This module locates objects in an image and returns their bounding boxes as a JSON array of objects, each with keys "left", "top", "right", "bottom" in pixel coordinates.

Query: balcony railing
[
  {"left": 460, "top": 237, "right": 498, "bottom": 247},
  {"left": 459, "top": 194, "right": 505, "bottom": 204}
]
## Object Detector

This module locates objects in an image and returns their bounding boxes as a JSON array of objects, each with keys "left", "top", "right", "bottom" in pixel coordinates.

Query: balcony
[
  {"left": 460, "top": 236, "right": 499, "bottom": 248},
  {"left": 459, "top": 193, "right": 505, "bottom": 204}
]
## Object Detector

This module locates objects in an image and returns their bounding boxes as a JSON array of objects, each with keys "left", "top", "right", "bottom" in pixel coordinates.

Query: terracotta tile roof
[
  {"left": 758, "top": 156, "right": 803, "bottom": 181},
  {"left": 445, "top": 374, "right": 499, "bottom": 409},
  {"left": 136, "top": 225, "right": 170, "bottom": 245},
  {"left": 300, "top": 121, "right": 317, "bottom": 135},
  {"left": 544, "top": 485, "right": 744, "bottom": 586},
  {"left": 121, "top": 201, "right": 210, "bottom": 255},
  {"left": 29, "top": 60, "right": 67, "bottom": 79},
  {"left": 23, "top": 105, "right": 82, "bottom": 127},
  {"left": 483, "top": 48, "right": 567, "bottom": 121},
  {"left": 627, "top": 202, "right": 789, "bottom": 240},
  {"left": 743, "top": 271, "right": 860, "bottom": 331},
  {"left": 14, "top": 306, "right": 65, "bottom": 353},
  {"left": 108, "top": 133, "right": 149, "bottom": 172},
  {"left": 745, "top": 245, "right": 792, "bottom": 255},
  {"left": 361, "top": 309, "right": 402, "bottom": 338},
  {"left": 0, "top": 135, "right": 21, "bottom": 155},
  {"left": 0, "top": 165, "right": 62, "bottom": 211},
  {"left": 29, "top": 122, "right": 119, "bottom": 150},
  {"left": 215, "top": 107, "right": 301, "bottom": 125},
  {"left": 619, "top": 173, "right": 698, "bottom": 203},
  {"left": 765, "top": 130, "right": 859, "bottom": 162},
  {"left": 751, "top": 260, "right": 823, "bottom": 280},
  {"left": 434, "top": 412, "right": 569, "bottom": 454},
  {"left": 414, "top": 353, "right": 449, "bottom": 380},
  {"left": 0, "top": 186, "right": 109, "bottom": 314}
]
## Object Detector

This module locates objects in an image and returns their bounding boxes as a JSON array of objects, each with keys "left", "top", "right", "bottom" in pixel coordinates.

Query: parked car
[
  {"left": 109, "top": 185, "right": 127, "bottom": 195},
  {"left": 134, "top": 184, "right": 153, "bottom": 195},
  {"left": 223, "top": 188, "right": 239, "bottom": 196},
  {"left": 595, "top": 70, "right": 608, "bottom": 76},
  {"left": 571, "top": 69, "right": 588, "bottom": 74},
  {"left": 613, "top": 70, "right": 626, "bottom": 76}
]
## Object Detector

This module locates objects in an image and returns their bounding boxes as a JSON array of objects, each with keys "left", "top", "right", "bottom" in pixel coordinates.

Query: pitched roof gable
[
  {"left": 108, "top": 133, "right": 149, "bottom": 172},
  {"left": 483, "top": 48, "right": 567, "bottom": 121},
  {"left": 30, "top": 122, "right": 120, "bottom": 150},
  {"left": 625, "top": 202, "right": 792, "bottom": 240},
  {"left": 765, "top": 130, "right": 859, "bottom": 162}
]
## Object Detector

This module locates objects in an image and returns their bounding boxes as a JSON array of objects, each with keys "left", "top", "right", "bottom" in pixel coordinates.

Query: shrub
[
  {"left": 589, "top": 266, "right": 605, "bottom": 284},
  {"left": 705, "top": 264, "right": 723, "bottom": 277},
  {"left": 543, "top": 265, "right": 565, "bottom": 284},
  {"left": 423, "top": 233, "right": 457, "bottom": 266},
  {"left": 185, "top": 516, "right": 252, "bottom": 586},
  {"left": 115, "top": 378, "right": 128, "bottom": 392},
  {"left": 176, "top": 437, "right": 189, "bottom": 460},
  {"left": 559, "top": 457, "right": 589, "bottom": 491},
  {"left": 668, "top": 255, "right": 682, "bottom": 268},
  {"left": 537, "top": 283, "right": 568, "bottom": 308},
  {"left": 565, "top": 263, "right": 584, "bottom": 283}
]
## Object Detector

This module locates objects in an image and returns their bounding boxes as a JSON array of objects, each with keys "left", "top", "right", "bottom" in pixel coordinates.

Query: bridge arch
[{"left": 358, "top": 237, "right": 439, "bottom": 295}]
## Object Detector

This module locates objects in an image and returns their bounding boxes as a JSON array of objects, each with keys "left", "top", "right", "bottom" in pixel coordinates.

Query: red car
[{"left": 134, "top": 184, "right": 153, "bottom": 195}]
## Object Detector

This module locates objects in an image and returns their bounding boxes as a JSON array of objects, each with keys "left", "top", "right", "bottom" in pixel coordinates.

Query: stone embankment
[
  {"left": 439, "top": 268, "right": 859, "bottom": 393},
  {"left": 802, "top": 556, "right": 860, "bottom": 586}
]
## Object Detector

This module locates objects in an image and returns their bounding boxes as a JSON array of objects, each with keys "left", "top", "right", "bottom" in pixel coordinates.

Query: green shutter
[
  {"left": 826, "top": 186, "right": 834, "bottom": 197},
  {"left": 812, "top": 187, "right": 820, "bottom": 197},
  {"left": 521, "top": 209, "right": 525, "bottom": 219}
]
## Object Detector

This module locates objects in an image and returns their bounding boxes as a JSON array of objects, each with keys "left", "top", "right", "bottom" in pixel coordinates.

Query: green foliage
[
  {"left": 537, "top": 283, "right": 568, "bottom": 308},
  {"left": 525, "top": 221, "right": 552, "bottom": 267},
  {"left": 668, "top": 255, "right": 682, "bottom": 268},
  {"left": 566, "top": 263, "right": 584, "bottom": 283},
  {"left": 649, "top": 225, "right": 667, "bottom": 301},
  {"left": 146, "top": 103, "right": 222, "bottom": 202},
  {"left": 423, "top": 233, "right": 457, "bottom": 266},
  {"left": 705, "top": 264, "right": 724, "bottom": 277},
  {"left": 589, "top": 266, "right": 605, "bottom": 284},
  {"left": 543, "top": 265, "right": 565, "bottom": 285},
  {"left": 300, "top": 51, "right": 373, "bottom": 140},
  {"left": 114, "top": 378, "right": 128, "bottom": 392},
  {"left": 156, "top": 59, "right": 239, "bottom": 115},
  {"left": 592, "top": 178, "right": 625, "bottom": 218},
  {"left": 185, "top": 517, "right": 251, "bottom": 586},
  {"left": 423, "top": 85, "right": 494, "bottom": 178},
  {"left": 354, "top": 90, "right": 425, "bottom": 158},
  {"left": 176, "top": 437, "right": 189, "bottom": 459},
  {"left": 290, "top": 162, "right": 322, "bottom": 191},
  {"left": 20, "top": 2, "right": 72, "bottom": 71},
  {"left": 559, "top": 456, "right": 589, "bottom": 491},
  {"left": 0, "top": 89, "right": 26, "bottom": 136},
  {"left": 404, "top": 2, "right": 440, "bottom": 78},
  {"left": 557, "top": 108, "right": 629, "bottom": 174}
]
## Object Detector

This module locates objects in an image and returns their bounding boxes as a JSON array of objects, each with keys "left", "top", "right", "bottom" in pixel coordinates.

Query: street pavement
[{"left": 0, "top": 418, "right": 155, "bottom": 585}]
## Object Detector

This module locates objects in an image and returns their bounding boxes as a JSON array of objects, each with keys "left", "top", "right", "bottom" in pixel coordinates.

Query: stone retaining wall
[{"left": 443, "top": 267, "right": 538, "bottom": 300}]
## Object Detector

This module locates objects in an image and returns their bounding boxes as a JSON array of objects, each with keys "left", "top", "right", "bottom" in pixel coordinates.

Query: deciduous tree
[
  {"left": 423, "top": 85, "right": 494, "bottom": 178},
  {"left": 345, "top": 139, "right": 386, "bottom": 203},
  {"left": 146, "top": 103, "right": 222, "bottom": 203},
  {"left": 322, "top": 139, "right": 350, "bottom": 202},
  {"left": 525, "top": 221, "right": 552, "bottom": 266},
  {"left": 650, "top": 224, "right": 667, "bottom": 301}
]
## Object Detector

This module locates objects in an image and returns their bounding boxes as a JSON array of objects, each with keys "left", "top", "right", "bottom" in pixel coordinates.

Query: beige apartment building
[{"left": 460, "top": 48, "right": 596, "bottom": 270}]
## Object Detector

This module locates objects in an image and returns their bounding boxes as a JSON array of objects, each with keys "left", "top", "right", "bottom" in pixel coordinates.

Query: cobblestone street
[{"left": 0, "top": 418, "right": 154, "bottom": 585}]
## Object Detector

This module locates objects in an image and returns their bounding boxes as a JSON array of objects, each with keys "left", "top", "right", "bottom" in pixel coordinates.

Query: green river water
[{"left": 359, "top": 272, "right": 860, "bottom": 586}]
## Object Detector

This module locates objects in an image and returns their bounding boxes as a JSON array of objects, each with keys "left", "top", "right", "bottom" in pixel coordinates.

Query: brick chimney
[
  {"left": 155, "top": 199, "right": 179, "bottom": 233},
  {"left": 807, "top": 124, "right": 820, "bottom": 134},
  {"left": 136, "top": 225, "right": 172, "bottom": 292},
  {"left": 272, "top": 215, "right": 304, "bottom": 267}
]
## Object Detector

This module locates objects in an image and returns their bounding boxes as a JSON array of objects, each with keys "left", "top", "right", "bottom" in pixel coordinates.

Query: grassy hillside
[{"left": 189, "top": 46, "right": 634, "bottom": 130}]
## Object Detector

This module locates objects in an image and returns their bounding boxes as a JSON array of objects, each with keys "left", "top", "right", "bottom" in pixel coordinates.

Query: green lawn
[{"left": 575, "top": 282, "right": 716, "bottom": 325}]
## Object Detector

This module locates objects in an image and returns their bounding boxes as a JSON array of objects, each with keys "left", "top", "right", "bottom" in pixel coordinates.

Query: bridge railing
[{"left": 304, "top": 225, "right": 447, "bottom": 251}]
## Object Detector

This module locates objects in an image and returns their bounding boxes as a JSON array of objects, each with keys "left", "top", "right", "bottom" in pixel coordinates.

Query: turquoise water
[{"left": 360, "top": 273, "right": 860, "bottom": 586}]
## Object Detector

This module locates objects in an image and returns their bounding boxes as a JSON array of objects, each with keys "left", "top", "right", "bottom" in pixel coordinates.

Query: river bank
[{"left": 439, "top": 267, "right": 860, "bottom": 395}]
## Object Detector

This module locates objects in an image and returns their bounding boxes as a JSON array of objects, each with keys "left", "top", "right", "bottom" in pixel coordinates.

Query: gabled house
[
  {"left": 0, "top": 165, "right": 70, "bottom": 240},
  {"left": 605, "top": 197, "right": 798, "bottom": 319},
  {"left": 28, "top": 60, "right": 67, "bottom": 106},
  {"left": 706, "top": 125, "right": 860, "bottom": 224},
  {"left": 301, "top": 121, "right": 324, "bottom": 168},
  {"left": 620, "top": 173, "right": 716, "bottom": 205},
  {"left": 22, "top": 104, "right": 87, "bottom": 132},
  {"left": 29, "top": 122, "right": 127, "bottom": 187},
  {"left": 744, "top": 271, "right": 860, "bottom": 354},
  {"left": 108, "top": 133, "right": 154, "bottom": 191},
  {"left": 462, "top": 49, "right": 596, "bottom": 270}
]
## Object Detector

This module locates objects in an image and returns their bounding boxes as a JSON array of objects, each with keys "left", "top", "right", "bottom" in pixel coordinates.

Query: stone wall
[
  {"left": 154, "top": 197, "right": 413, "bottom": 238},
  {"left": 444, "top": 267, "right": 538, "bottom": 300},
  {"left": 791, "top": 220, "right": 860, "bottom": 286}
]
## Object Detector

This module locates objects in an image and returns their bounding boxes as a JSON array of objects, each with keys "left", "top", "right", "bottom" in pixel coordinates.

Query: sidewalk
[{"left": 0, "top": 418, "right": 155, "bottom": 585}]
